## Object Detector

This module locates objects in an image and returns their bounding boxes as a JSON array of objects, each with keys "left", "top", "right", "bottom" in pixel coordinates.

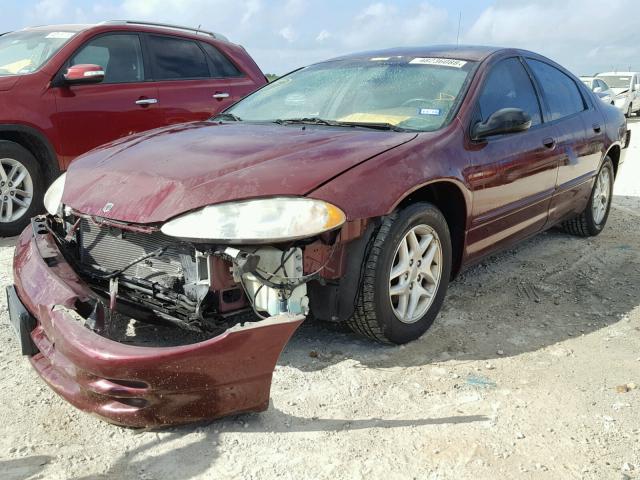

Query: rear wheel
[
  {"left": 0, "top": 141, "right": 44, "bottom": 237},
  {"left": 347, "top": 203, "right": 452, "bottom": 344},
  {"left": 561, "top": 157, "right": 614, "bottom": 237}
]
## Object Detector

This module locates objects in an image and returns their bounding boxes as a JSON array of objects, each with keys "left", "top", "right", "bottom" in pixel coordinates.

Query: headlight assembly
[
  {"left": 161, "top": 197, "right": 346, "bottom": 243},
  {"left": 43, "top": 172, "right": 66, "bottom": 216}
]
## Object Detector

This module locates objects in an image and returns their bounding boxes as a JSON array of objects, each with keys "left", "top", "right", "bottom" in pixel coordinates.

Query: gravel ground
[{"left": 1, "top": 121, "right": 639, "bottom": 480}]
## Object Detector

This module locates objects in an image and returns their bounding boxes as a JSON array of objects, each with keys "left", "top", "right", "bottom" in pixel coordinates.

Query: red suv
[{"left": 0, "top": 21, "right": 266, "bottom": 236}]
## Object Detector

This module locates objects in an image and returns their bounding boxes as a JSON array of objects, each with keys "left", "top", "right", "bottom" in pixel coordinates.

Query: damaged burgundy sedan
[{"left": 7, "top": 46, "right": 629, "bottom": 427}]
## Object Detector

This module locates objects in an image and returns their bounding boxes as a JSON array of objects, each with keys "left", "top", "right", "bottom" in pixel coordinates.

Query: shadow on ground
[
  {"left": 69, "top": 411, "right": 487, "bottom": 479},
  {"left": 280, "top": 203, "right": 640, "bottom": 371},
  {"left": 1, "top": 455, "right": 52, "bottom": 480}
]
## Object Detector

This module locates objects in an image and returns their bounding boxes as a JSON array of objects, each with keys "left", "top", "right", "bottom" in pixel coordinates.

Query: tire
[
  {"left": 561, "top": 157, "right": 614, "bottom": 237},
  {"left": 346, "top": 202, "right": 452, "bottom": 344},
  {"left": 0, "top": 141, "right": 45, "bottom": 237}
]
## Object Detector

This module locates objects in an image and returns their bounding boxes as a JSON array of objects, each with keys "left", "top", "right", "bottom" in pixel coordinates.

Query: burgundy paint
[
  {"left": 13, "top": 226, "right": 302, "bottom": 427},
  {"left": 62, "top": 122, "right": 416, "bottom": 223}
]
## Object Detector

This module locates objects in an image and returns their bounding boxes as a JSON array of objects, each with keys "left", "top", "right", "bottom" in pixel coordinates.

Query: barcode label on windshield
[{"left": 409, "top": 57, "right": 467, "bottom": 68}]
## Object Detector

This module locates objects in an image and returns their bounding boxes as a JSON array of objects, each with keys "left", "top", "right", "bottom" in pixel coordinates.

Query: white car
[
  {"left": 580, "top": 76, "right": 615, "bottom": 105},
  {"left": 595, "top": 71, "right": 640, "bottom": 117}
]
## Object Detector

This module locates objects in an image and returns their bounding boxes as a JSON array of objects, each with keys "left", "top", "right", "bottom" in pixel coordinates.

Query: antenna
[{"left": 456, "top": 11, "right": 462, "bottom": 47}]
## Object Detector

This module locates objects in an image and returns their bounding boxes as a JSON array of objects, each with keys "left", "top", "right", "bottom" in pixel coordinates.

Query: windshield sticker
[
  {"left": 46, "top": 32, "right": 75, "bottom": 39},
  {"left": 418, "top": 108, "right": 442, "bottom": 116},
  {"left": 410, "top": 57, "right": 467, "bottom": 68},
  {"left": 370, "top": 57, "right": 391, "bottom": 61}
]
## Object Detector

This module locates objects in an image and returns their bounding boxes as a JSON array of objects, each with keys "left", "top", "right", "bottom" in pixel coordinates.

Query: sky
[{"left": 2, "top": 0, "right": 639, "bottom": 75}]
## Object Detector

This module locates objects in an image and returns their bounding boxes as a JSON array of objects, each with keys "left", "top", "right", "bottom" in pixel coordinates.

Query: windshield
[
  {"left": 0, "top": 30, "right": 77, "bottom": 76},
  {"left": 597, "top": 75, "right": 632, "bottom": 89},
  {"left": 225, "top": 57, "right": 477, "bottom": 132}
]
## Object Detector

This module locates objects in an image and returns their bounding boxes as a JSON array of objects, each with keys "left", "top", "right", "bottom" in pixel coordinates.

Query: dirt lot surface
[{"left": 1, "top": 122, "right": 639, "bottom": 480}]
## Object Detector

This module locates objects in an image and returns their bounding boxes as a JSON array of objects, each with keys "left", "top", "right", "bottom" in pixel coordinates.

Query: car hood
[
  {"left": 0, "top": 76, "right": 19, "bottom": 91},
  {"left": 63, "top": 122, "right": 417, "bottom": 224},
  {"left": 611, "top": 87, "right": 631, "bottom": 96}
]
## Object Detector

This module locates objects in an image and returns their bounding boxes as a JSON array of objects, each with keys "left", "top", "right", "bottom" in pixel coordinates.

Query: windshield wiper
[
  {"left": 213, "top": 112, "right": 242, "bottom": 122},
  {"left": 273, "top": 117, "right": 342, "bottom": 127},
  {"left": 338, "top": 121, "right": 408, "bottom": 132}
]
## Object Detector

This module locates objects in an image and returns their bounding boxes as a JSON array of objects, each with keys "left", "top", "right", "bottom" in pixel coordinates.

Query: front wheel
[
  {"left": 561, "top": 157, "right": 614, "bottom": 237},
  {"left": 0, "top": 141, "right": 45, "bottom": 237},
  {"left": 347, "top": 203, "right": 452, "bottom": 344}
]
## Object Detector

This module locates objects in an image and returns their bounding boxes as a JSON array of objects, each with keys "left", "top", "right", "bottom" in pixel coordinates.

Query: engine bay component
[{"left": 239, "top": 246, "right": 309, "bottom": 316}]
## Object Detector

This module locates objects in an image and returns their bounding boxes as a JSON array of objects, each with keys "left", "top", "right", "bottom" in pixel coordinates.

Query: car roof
[
  {"left": 325, "top": 45, "right": 511, "bottom": 63},
  {"left": 19, "top": 21, "right": 230, "bottom": 43}
]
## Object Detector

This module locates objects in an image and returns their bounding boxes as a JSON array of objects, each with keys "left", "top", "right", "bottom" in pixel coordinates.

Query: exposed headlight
[
  {"left": 161, "top": 197, "right": 346, "bottom": 242},
  {"left": 43, "top": 173, "right": 66, "bottom": 215}
]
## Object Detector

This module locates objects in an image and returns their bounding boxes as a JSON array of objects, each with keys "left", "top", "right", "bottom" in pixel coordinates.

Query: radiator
[{"left": 78, "top": 219, "right": 186, "bottom": 287}]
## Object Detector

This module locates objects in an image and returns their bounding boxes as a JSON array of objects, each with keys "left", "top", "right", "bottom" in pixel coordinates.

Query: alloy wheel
[
  {"left": 592, "top": 165, "right": 611, "bottom": 225},
  {"left": 388, "top": 224, "right": 443, "bottom": 324},
  {"left": 0, "top": 158, "right": 33, "bottom": 223}
]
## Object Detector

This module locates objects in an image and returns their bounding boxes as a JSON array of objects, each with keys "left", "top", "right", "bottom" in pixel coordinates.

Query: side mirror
[
  {"left": 472, "top": 108, "right": 532, "bottom": 140},
  {"left": 63, "top": 64, "right": 105, "bottom": 85},
  {"left": 634, "top": 83, "right": 640, "bottom": 92},
  {"left": 593, "top": 86, "right": 603, "bottom": 93}
]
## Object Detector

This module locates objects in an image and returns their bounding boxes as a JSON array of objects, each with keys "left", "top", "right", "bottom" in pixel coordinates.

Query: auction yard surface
[{"left": 1, "top": 123, "right": 639, "bottom": 480}]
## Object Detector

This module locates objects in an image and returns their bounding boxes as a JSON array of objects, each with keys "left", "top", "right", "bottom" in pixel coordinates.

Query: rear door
[
  {"left": 143, "top": 34, "right": 253, "bottom": 124},
  {"left": 525, "top": 58, "right": 603, "bottom": 225},
  {"left": 52, "top": 33, "right": 162, "bottom": 168},
  {"left": 466, "top": 57, "right": 562, "bottom": 261}
]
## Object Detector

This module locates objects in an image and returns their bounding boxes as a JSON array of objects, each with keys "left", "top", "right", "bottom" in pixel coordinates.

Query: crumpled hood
[
  {"left": 63, "top": 122, "right": 416, "bottom": 224},
  {"left": 0, "top": 76, "right": 19, "bottom": 92}
]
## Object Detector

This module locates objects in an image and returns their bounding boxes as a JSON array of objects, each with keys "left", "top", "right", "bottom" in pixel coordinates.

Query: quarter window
[
  {"left": 527, "top": 59, "right": 585, "bottom": 121},
  {"left": 147, "top": 35, "right": 209, "bottom": 80},
  {"left": 478, "top": 58, "right": 542, "bottom": 126},
  {"left": 71, "top": 34, "right": 144, "bottom": 83},
  {"left": 200, "top": 42, "right": 242, "bottom": 77}
]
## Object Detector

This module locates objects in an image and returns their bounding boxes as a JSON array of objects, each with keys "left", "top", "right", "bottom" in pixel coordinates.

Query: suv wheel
[
  {"left": 561, "top": 157, "right": 614, "bottom": 237},
  {"left": 347, "top": 203, "right": 452, "bottom": 344},
  {"left": 0, "top": 141, "right": 44, "bottom": 236}
]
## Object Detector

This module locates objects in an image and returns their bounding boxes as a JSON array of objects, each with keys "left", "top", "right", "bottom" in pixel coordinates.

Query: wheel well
[
  {"left": 0, "top": 130, "right": 60, "bottom": 184},
  {"left": 607, "top": 145, "right": 621, "bottom": 177},
  {"left": 397, "top": 182, "right": 467, "bottom": 277}
]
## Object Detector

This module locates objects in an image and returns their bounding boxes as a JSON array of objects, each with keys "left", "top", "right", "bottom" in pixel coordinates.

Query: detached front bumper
[{"left": 10, "top": 220, "right": 303, "bottom": 428}]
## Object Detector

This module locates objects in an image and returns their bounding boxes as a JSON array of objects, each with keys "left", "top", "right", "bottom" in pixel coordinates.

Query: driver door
[
  {"left": 465, "top": 57, "right": 562, "bottom": 261},
  {"left": 51, "top": 33, "right": 163, "bottom": 168}
]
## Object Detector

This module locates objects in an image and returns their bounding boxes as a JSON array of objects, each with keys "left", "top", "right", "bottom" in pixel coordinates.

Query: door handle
[
  {"left": 135, "top": 98, "right": 158, "bottom": 106},
  {"left": 213, "top": 92, "right": 230, "bottom": 99},
  {"left": 593, "top": 123, "right": 601, "bottom": 133},
  {"left": 542, "top": 137, "right": 556, "bottom": 149}
]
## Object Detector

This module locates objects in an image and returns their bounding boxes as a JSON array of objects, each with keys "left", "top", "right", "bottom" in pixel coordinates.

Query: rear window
[
  {"left": 527, "top": 59, "right": 585, "bottom": 121},
  {"left": 147, "top": 35, "right": 209, "bottom": 80}
]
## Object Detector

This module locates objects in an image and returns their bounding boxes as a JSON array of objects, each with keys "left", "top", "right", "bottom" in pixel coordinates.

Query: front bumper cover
[{"left": 10, "top": 219, "right": 303, "bottom": 428}]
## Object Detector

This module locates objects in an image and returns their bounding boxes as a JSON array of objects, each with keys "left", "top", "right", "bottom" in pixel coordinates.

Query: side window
[
  {"left": 71, "top": 34, "right": 144, "bottom": 83},
  {"left": 199, "top": 42, "right": 242, "bottom": 78},
  {"left": 526, "top": 59, "right": 585, "bottom": 121},
  {"left": 478, "top": 57, "right": 542, "bottom": 126},
  {"left": 147, "top": 35, "right": 209, "bottom": 80}
]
